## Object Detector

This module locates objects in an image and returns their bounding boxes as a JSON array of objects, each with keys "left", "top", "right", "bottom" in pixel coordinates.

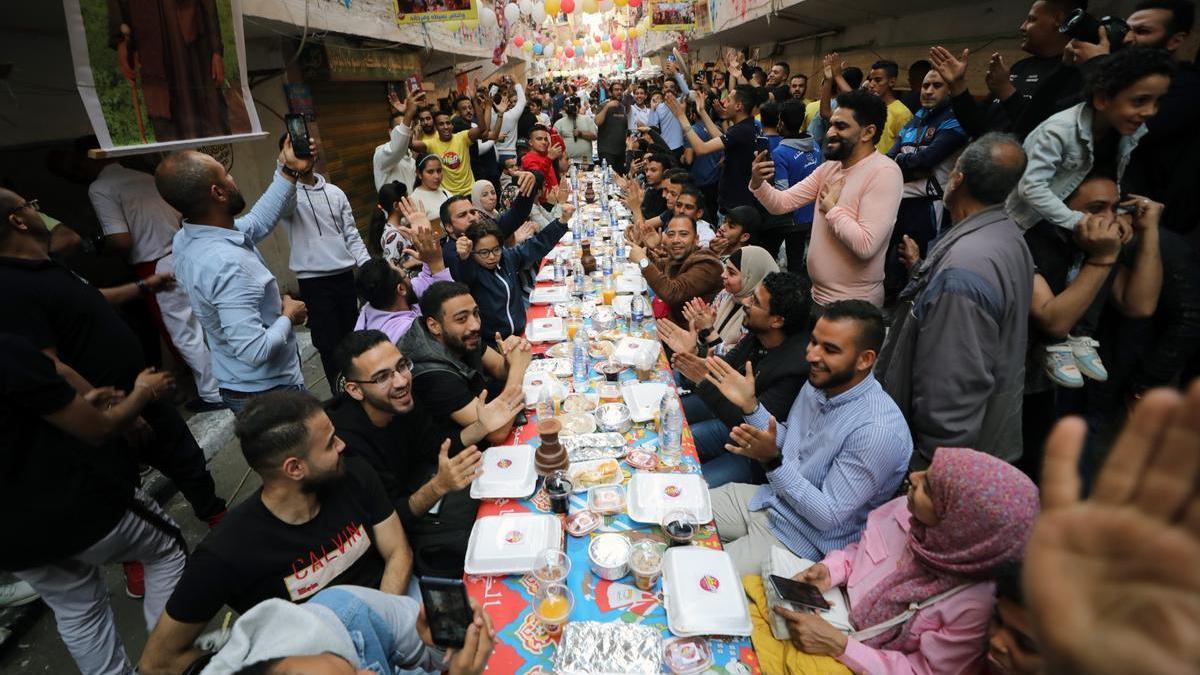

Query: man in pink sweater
[{"left": 750, "top": 89, "right": 903, "bottom": 307}]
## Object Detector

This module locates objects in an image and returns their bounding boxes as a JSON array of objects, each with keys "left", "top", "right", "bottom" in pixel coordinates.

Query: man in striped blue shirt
[{"left": 703, "top": 300, "right": 912, "bottom": 574}]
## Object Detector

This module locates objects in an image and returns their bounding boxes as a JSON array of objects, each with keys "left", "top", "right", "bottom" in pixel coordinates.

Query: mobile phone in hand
[
  {"left": 769, "top": 574, "right": 831, "bottom": 611},
  {"left": 754, "top": 135, "right": 771, "bottom": 155},
  {"left": 284, "top": 114, "right": 313, "bottom": 158},
  {"left": 419, "top": 576, "right": 473, "bottom": 649}
]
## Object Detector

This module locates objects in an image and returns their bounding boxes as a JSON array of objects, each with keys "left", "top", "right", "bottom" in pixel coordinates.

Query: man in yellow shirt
[
  {"left": 866, "top": 59, "right": 913, "bottom": 154},
  {"left": 411, "top": 97, "right": 492, "bottom": 196}
]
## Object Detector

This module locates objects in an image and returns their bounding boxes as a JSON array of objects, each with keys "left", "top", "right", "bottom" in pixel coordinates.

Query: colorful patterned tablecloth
[{"left": 465, "top": 260, "right": 760, "bottom": 674}]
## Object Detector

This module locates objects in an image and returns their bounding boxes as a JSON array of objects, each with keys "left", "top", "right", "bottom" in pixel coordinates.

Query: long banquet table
[{"left": 463, "top": 182, "right": 761, "bottom": 675}]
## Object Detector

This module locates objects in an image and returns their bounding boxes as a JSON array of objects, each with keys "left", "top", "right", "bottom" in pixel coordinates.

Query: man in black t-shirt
[
  {"left": 139, "top": 390, "right": 413, "bottom": 675},
  {"left": 596, "top": 80, "right": 631, "bottom": 172},
  {"left": 1, "top": 335, "right": 184, "bottom": 675},
  {"left": 397, "top": 281, "right": 531, "bottom": 449},
  {"left": 668, "top": 86, "right": 759, "bottom": 214},
  {"left": 327, "top": 330, "right": 523, "bottom": 576},
  {"left": 0, "top": 188, "right": 227, "bottom": 532}
]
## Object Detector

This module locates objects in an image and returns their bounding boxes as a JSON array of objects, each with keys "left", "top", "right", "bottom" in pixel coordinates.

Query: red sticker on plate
[
  {"left": 504, "top": 530, "right": 524, "bottom": 544},
  {"left": 699, "top": 575, "right": 720, "bottom": 593},
  {"left": 664, "top": 485, "right": 682, "bottom": 498}
]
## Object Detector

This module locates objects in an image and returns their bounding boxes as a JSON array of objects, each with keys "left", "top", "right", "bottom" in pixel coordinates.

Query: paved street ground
[{"left": 0, "top": 331, "right": 331, "bottom": 674}]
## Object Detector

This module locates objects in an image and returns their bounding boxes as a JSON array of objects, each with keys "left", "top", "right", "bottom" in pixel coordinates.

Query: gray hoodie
[
  {"left": 201, "top": 587, "right": 442, "bottom": 675},
  {"left": 281, "top": 173, "right": 371, "bottom": 278}
]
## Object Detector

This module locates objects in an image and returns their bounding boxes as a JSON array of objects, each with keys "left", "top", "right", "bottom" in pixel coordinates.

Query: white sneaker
[
  {"left": 1068, "top": 335, "right": 1108, "bottom": 381},
  {"left": 1043, "top": 343, "right": 1084, "bottom": 388},
  {"left": 0, "top": 580, "right": 39, "bottom": 608}
]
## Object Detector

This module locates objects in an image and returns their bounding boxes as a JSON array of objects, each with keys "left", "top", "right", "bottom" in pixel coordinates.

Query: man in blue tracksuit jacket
[
  {"left": 885, "top": 70, "right": 968, "bottom": 301},
  {"left": 765, "top": 99, "right": 822, "bottom": 271}
]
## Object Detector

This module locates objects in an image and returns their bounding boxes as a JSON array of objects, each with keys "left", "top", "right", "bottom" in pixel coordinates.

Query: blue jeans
[
  {"left": 219, "top": 383, "right": 307, "bottom": 414},
  {"left": 682, "top": 394, "right": 760, "bottom": 488}
]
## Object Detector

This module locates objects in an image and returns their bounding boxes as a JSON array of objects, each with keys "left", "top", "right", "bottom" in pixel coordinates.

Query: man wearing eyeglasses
[{"left": 326, "top": 330, "right": 523, "bottom": 577}]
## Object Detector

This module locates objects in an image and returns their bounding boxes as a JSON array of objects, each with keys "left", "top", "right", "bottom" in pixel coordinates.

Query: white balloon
[
  {"left": 544, "top": 43, "right": 556, "bottom": 57},
  {"left": 504, "top": 2, "right": 521, "bottom": 24},
  {"left": 598, "top": 0, "right": 613, "bottom": 9},
  {"left": 479, "top": 4, "right": 498, "bottom": 28},
  {"left": 531, "top": 4, "right": 546, "bottom": 22},
  {"left": 519, "top": 0, "right": 534, "bottom": 16}
]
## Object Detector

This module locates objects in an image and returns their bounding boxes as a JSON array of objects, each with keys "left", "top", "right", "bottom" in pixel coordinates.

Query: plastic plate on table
[
  {"left": 470, "top": 445, "right": 537, "bottom": 500},
  {"left": 588, "top": 340, "right": 615, "bottom": 360},
  {"left": 662, "top": 547, "right": 752, "bottom": 637},
  {"left": 546, "top": 342, "right": 573, "bottom": 359},
  {"left": 617, "top": 275, "right": 648, "bottom": 294},
  {"left": 527, "top": 317, "right": 566, "bottom": 343},
  {"left": 464, "top": 513, "right": 563, "bottom": 576},
  {"left": 557, "top": 412, "right": 597, "bottom": 436},
  {"left": 527, "top": 357, "right": 572, "bottom": 378},
  {"left": 561, "top": 393, "right": 598, "bottom": 413},
  {"left": 612, "top": 294, "right": 634, "bottom": 316},
  {"left": 626, "top": 472, "right": 713, "bottom": 525},
  {"left": 621, "top": 382, "right": 669, "bottom": 423},
  {"left": 566, "top": 458, "right": 623, "bottom": 493},
  {"left": 530, "top": 285, "right": 571, "bottom": 305}
]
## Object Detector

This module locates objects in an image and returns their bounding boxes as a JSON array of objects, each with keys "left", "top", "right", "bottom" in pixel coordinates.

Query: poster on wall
[
  {"left": 394, "top": 0, "right": 477, "bottom": 25},
  {"left": 62, "top": 0, "right": 265, "bottom": 157},
  {"left": 650, "top": 0, "right": 696, "bottom": 31}
]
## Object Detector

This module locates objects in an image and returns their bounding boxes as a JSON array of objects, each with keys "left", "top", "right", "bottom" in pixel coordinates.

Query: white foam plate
[
  {"left": 536, "top": 265, "right": 556, "bottom": 282},
  {"left": 621, "top": 382, "right": 668, "bottom": 423},
  {"left": 523, "top": 371, "right": 566, "bottom": 407},
  {"left": 612, "top": 294, "right": 633, "bottom": 316},
  {"left": 662, "top": 547, "right": 752, "bottom": 637},
  {"left": 616, "top": 274, "right": 647, "bottom": 294},
  {"left": 470, "top": 445, "right": 537, "bottom": 500},
  {"left": 530, "top": 285, "right": 571, "bottom": 305},
  {"left": 613, "top": 336, "right": 661, "bottom": 368},
  {"left": 527, "top": 357, "right": 572, "bottom": 377},
  {"left": 464, "top": 514, "right": 563, "bottom": 576},
  {"left": 527, "top": 316, "right": 566, "bottom": 342},
  {"left": 625, "top": 472, "right": 713, "bottom": 525}
]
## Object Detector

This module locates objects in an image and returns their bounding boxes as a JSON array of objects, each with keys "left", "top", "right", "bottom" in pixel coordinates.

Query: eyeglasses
[
  {"left": 473, "top": 246, "right": 503, "bottom": 258},
  {"left": 6, "top": 198, "right": 39, "bottom": 217},
  {"left": 346, "top": 357, "right": 413, "bottom": 386}
]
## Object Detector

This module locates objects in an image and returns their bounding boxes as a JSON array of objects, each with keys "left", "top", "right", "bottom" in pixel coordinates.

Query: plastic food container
[
  {"left": 625, "top": 448, "right": 659, "bottom": 471},
  {"left": 588, "top": 532, "right": 632, "bottom": 580},
  {"left": 566, "top": 509, "right": 602, "bottom": 537},
  {"left": 587, "top": 484, "right": 627, "bottom": 516},
  {"left": 663, "top": 637, "right": 714, "bottom": 674}
]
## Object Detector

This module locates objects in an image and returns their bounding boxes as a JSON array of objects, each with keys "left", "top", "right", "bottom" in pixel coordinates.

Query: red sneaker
[{"left": 122, "top": 561, "right": 145, "bottom": 599}]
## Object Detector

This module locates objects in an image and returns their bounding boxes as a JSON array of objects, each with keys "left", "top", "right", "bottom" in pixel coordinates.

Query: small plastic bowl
[
  {"left": 625, "top": 448, "right": 659, "bottom": 471},
  {"left": 588, "top": 484, "right": 627, "bottom": 516},
  {"left": 566, "top": 509, "right": 602, "bottom": 537},
  {"left": 663, "top": 636, "right": 713, "bottom": 675}
]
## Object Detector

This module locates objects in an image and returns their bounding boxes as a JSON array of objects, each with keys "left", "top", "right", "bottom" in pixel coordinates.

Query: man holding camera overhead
[{"left": 553, "top": 95, "right": 598, "bottom": 167}]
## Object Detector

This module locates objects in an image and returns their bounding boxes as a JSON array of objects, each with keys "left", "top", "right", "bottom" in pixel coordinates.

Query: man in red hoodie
[{"left": 520, "top": 125, "right": 562, "bottom": 193}]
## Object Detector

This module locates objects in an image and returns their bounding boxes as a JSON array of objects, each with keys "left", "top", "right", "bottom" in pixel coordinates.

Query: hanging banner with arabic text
[
  {"left": 63, "top": 0, "right": 265, "bottom": 156},
  {"left": 394, "top": 0, "right": 478, "bottom": 25},
  {"left": 650, "top": 0, "right": 696, "bottom": 31}
]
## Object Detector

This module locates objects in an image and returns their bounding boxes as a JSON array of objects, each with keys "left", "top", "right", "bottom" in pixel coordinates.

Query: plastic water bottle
[
  {"left": 659, "top": 389, "right": 683, "bottom": 466},
  {"left": 535, "top": 385, "right": 555, "bottom": 420},
  {"left": 630, "top": 294, "right": 645, "bottom": 327},
  {"left": 553, "top": 260, "right": 565, "bottom": 284},
  {"left": 601, "top": 254, "right": 613, "bottom": 276},
  {"left": 572, "top": 336, "right": 589, "bottom": 386}
]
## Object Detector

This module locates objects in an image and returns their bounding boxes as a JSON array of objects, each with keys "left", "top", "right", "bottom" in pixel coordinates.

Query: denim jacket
[{"left": 1006, "top": 103, "right": 1146, "bottom": 232}]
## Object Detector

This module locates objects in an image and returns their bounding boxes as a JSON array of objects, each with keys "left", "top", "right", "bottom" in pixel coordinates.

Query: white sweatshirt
[
  {"left": 495, "top": 84, "right": 526, "bottom": 157},
  {"left": 373, "top": 122, "right": 416, "bottom": 192},
  {"left": 279, "top": 173, "right": 371, "bottom": 278}
]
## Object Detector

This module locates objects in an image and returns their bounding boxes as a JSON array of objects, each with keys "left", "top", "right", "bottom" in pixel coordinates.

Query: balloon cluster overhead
[{"left": 484, "top": 0, "right": 653, "bottom": 70}]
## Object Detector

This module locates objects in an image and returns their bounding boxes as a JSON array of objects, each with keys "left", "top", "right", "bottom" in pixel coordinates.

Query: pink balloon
[
  {"left": 628, "top": 0, "right": 640, "bottom": 6},
  {"left": 561, "top": 0, "right": 575, "bottom": 11},
  {"left": 593, "top": 34, "right": 601, "bottom": 42},
  {"left": 513, "top": 35, "right": 525, "bottom": 46},
  {"left": 565, "top": 47, "right": 575, "bottom": 57},
  {"left": 611, "top": 36, "right": 623, "bottom": 50}
]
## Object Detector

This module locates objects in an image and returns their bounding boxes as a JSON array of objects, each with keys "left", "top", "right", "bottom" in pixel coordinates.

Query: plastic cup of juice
[
  {"left": 566, "top": 320, "right": 582, "bottom": 340},
  {"left": 601, "top": 287, "right": 617, "bottom": 305},
  {"left": 533, "top": 583, "right": 574, "bottom": 637}
]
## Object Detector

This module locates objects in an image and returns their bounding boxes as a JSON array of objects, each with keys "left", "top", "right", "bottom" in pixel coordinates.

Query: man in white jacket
[
  {"left": 494, "top": 78, "right": 526, "bottom": 164},
  {"left": 279, "top": 137, "right": 372, "bottom": 386},
  {"left": 373, "top": 90, "right": 419, "bottom": 192}
]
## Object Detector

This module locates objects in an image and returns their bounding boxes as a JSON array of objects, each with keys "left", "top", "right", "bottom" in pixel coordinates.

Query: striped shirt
[{"left": 746, "top": 374, "right": 912, "bottom": 560}]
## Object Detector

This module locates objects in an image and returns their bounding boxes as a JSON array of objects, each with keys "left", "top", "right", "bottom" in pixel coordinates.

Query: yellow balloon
[
  {"left": 581, "top": 0, "right": 598, "bottom": 13},
  {"left": 613, "top": 0, "right": 627, "bottom": 5},
  {"left": 601, "top": 40, "right": 612, "bottom": 52},
  {"left": 523, "top": 40, "right": 534, "bottom": 51},
  {"left": 574, "top": 37, "right": 583, "bottom": 46},
  {"left": 627, "top": 26, "right": 639, "bottom": 38},
  {"left": 544, "top": 0, "right": 561, "bottom": 14}
]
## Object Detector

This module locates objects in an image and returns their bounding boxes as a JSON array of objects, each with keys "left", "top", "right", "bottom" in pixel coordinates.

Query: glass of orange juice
[
  {"left": 566, "top": 319, "right": 582, "bottom": 340},
  {"left": 533, "top": 583, "right": 574, "bottom": 637},
  {"left": 601, "top": 286, "right": 617, "bottom": 306}
]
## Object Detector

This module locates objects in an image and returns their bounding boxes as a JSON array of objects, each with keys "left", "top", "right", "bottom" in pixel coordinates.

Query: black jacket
[{"left": 688, "top": 331, "right": 809, "bottom": 428}]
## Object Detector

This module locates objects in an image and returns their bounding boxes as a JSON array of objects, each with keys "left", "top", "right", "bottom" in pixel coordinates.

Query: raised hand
[
  {"left": 515, "top": 170, "right": 537, "bottom": 197},
  {"left": 1024, "top": 383, "right": 1200, "bottom": 675},
  {"left": 431, "top": 440, "right": 483, "bottom": 495},
  {"left": 657, "top": 318, "right": 698, "bottom": 355},
  {"left": 682, "top": 297, "right": 715, "bottom": 332},
  {"left": 898, "top": 234, "right": 921, "bottom": 272},
  {"left": 929, "top": 46, "right": 969, "bottom": 96},
  {"left": 548, "top": 144, "right": 564, "bottom": 160},
  {"left": 705, "top": 359, "right": 758, "bottom": 415},
  {"left": 396, "top": 196, "right": 432, "bottom": 230},
  {"left": 388, "top": 90, "right": 404, "bottom": 115},
  {"left": 671, "top": 351, "right": 710, "bottom": 384},
  {"left": 726, "top": 415, "right": 779, "bottom": 462},
  {"left": 985, "top": 52, "right": 1015, "bottom": 100},
  {"left": 279, "top": 135, "right": 317, "bottom": 175},
  {"left": 476, "top": 388, "right": 523, "bottom": 432},
  {"left": 405, "top": 222, "right": 443, "bottom": 268},
  {"left": 1121, "top": 193, "right": 1164, "bottom": 232},
  {"left": 456, "top": 235, "right": 472, "bottom": 261},
  {"left": 749, "top": 150, "right": 775, "bottom": 189}
]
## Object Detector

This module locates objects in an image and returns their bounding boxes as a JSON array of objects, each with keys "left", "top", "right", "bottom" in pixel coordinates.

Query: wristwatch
[
  {"left": 280, "top": 165, "right": 304, "bottom": 179},
  {"left": 761, "top": 454, "right": 783, "bottom": 472},
  {"left": 638, "top": 257, "right": 650, "bottom": 270}
]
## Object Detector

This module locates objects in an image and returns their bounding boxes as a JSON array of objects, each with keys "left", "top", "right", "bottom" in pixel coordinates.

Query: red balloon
[
  {"left": 611, "top": 36, "right": 623, "bottom": 50},
  {"left": 561, "top": 0, "right": 575, "bottom": 11},
  {"left": 593, "top": 34, "right": 601, "bottom": 42},
  {"left": 565, "top": 47, "right": 575, "bottom": 57},
  {"left": 513, "top": 35, "right": 525, "bottom": 46},
  {"left": 628, "top": 0, "right": 640, "bottom": 5}
]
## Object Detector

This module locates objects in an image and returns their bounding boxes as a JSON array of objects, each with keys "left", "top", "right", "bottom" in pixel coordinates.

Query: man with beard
[
  {"left": 398, "top": 281, "right": 531, "bottom": 447},
  {"left": 627, "top": 214, "right": 723, "bottom": 327},
  {"left": 701, "top": 300, "right": 912, "bottom": 574},
  {"left": 327, "top": 331, "right": 523, "bottom": 577},
  {"left": 155, "top": 139, "right": 313, "bottom": 412},
  {"left": 139, "top": 390, "right": 413, "bottom": 675},
  {"left": 875, "top": 134, "right": 1033, "bottom": 470},
  {"left": 752, "top": 89, "right": 903, "bottom": 309}
]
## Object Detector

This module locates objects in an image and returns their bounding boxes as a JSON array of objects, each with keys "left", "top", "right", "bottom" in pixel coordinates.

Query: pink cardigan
[
  {"left": 823, "top": 497, "right": 995, "bottom": 675},
  {"left": 751, "top": 152, "right": 903, "bottom": 307}
]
